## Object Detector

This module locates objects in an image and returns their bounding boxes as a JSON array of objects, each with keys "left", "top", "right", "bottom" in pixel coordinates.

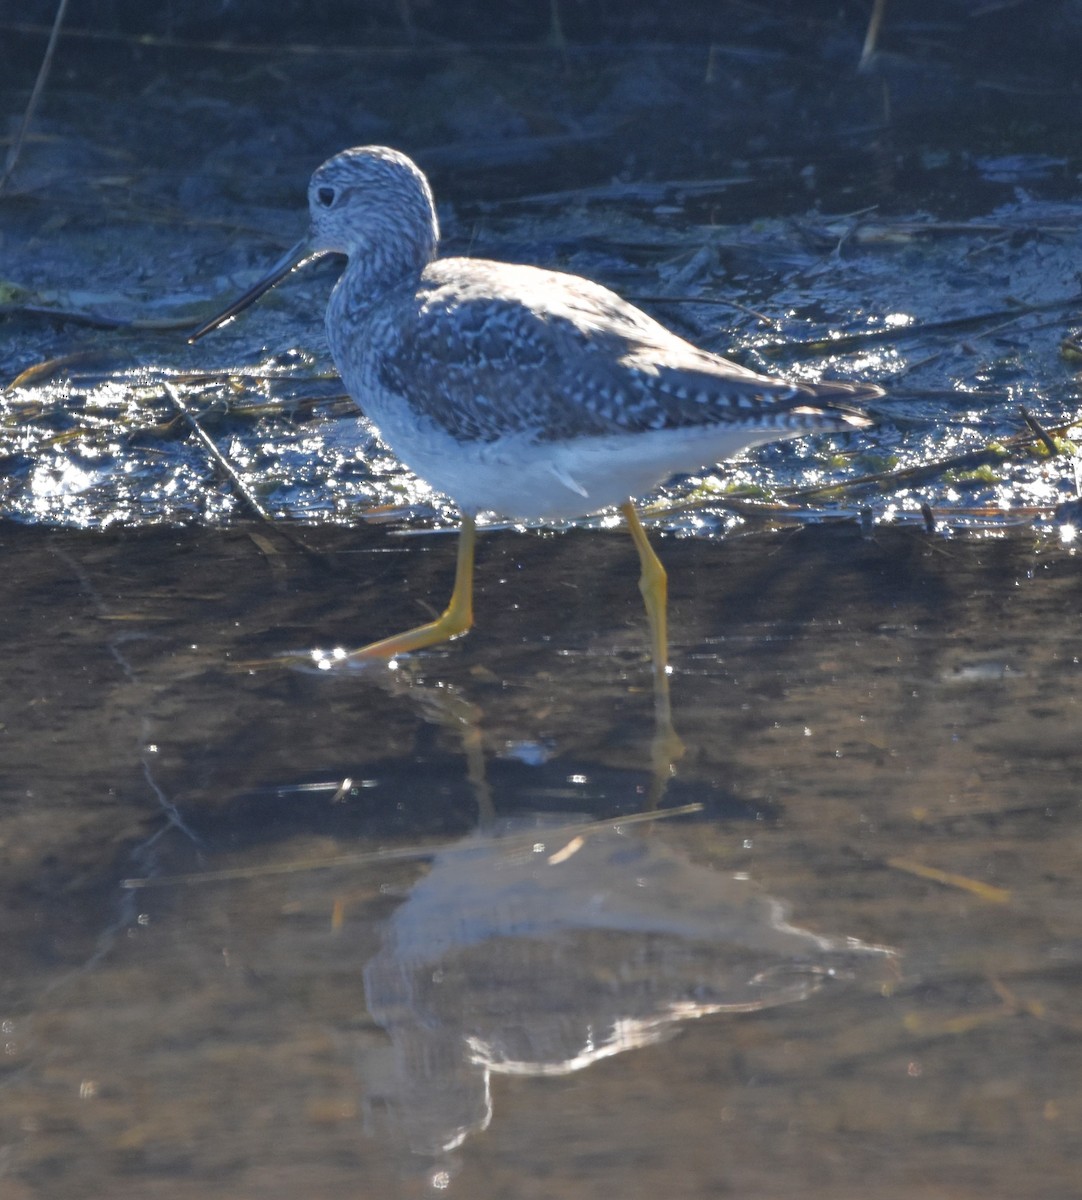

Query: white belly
[{"left": 372, "top": 413, "right": 797, "bottom": 521}]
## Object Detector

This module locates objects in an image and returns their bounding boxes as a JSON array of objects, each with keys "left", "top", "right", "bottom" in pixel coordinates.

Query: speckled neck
[
  {"left": 308, "top": 145, "right": 440, "bottom": 328},
  {"left": 349, "top": 201, "right": 437, "bottom": 292}
]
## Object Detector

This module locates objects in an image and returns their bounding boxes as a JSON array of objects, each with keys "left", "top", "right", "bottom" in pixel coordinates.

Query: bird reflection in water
[
  {"left": 214, "top": 651, "right": 895, "bottom": 1181},
  {"left": 350, "top": 729, "right": 896, "bottom": 1174},
  {"left": 122, "top": 653, "right": 897, "bottom": 1187}
]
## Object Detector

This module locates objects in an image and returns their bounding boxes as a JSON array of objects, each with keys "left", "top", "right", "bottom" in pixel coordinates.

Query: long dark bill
[{"left": 187, "top": 239, "right": 316, "bottom": 343}]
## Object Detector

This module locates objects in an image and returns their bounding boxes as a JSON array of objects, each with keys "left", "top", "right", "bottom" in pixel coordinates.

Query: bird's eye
[{"left": 316, "top": 186, "right": 336, "bottom": 208}]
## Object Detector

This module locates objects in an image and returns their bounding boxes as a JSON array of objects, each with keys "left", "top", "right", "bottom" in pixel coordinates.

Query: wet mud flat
[
  {"left": 0, "top": 518, "right": 1079, "bottom": 1197},
  {"left": 3, "top": 6, "right": 1082, "bottom": 537}
]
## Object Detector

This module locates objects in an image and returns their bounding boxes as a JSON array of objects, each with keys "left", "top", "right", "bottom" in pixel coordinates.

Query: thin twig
[
  {"left": 780, "top": 415, "right": 1082, "bottom": 502},
  {"left": 0, "top": 303, "right": 202, "bottom": 332},
  {"left": 630, "top": 294, "right": 780, "bottom": 328},
  {"left": 121, "top": 801, "right": 704, "bottom": 888},
  {"left": 1019, "top": 405, "right": 1059, "bottom": 456},
  {"left": 162, "top": 382, "right": 273, "bottom": 523},
  {"left": 859, "top": 0, "right": 888, "bottom": 70},
  {"left": 0, "top": 0, "right": 70, "bottom": 194},
  {"left": 756, "top": 294, "right": 1082, "bottom": 359}
]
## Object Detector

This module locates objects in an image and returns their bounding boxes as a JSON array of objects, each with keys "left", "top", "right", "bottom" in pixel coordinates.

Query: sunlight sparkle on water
[
  {"left": 312, "top": 647, "right": 350, "bottom": 670},
  {"left": 30, "top": 461, "right": 101, "bottom": 499}
]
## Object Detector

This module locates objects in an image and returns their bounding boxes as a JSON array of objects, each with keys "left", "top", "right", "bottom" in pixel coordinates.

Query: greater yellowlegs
[{"left": 191, "top": 145, "right": 880, "bottom": 724}]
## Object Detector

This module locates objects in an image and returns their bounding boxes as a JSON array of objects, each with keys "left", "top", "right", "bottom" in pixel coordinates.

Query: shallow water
[
  {"left": 1, "top": 520, "right": 1080, "bottom": 1198},
  {"left": 3, "top": 10, "right": 1082, "bottom": 1200}
]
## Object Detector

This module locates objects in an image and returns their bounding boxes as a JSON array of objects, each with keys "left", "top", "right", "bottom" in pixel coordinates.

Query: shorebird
[{"left": 191, "top": 145, "right": 880, "bottom": 729}]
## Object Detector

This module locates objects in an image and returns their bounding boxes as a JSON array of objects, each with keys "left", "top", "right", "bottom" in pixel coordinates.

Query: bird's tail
[{"left": 807, "top": 378, "right": 883, "bottom": 428}]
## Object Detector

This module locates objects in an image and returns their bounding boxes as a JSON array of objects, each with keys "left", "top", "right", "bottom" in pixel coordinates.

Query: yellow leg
[
  {"left": 620, "top": 502, "right": 684, "bottom": 795},
  {"left": 346, "top": 514, "right": 477, "bottom": 661},
  {"left": 620, "top": 502, "right": 672, "bottom": 712}
]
